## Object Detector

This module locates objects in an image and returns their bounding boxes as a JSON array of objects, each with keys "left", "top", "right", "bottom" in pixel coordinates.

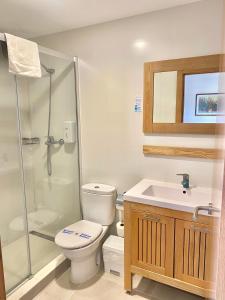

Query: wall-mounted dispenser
[{"left": 64, "top": 121, "right": 76, "bottom": 143}]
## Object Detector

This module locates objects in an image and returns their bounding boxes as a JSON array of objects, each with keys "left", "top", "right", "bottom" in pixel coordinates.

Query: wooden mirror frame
[{"left": 143, "top": 54, "right": 223, "bottom": 134}]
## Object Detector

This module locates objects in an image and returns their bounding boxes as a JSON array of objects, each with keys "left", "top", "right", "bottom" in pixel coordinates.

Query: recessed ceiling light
[{"left": 133, "top": 39, "right": 147, "bottom": 49}]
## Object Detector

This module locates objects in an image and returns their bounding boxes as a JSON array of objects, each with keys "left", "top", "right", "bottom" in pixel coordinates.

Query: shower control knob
[
  {"left": 45, "top": 136, "right": 64, "bottom": 145},
  {"left": 58, "top": 139, "right": 64, "bottom": 145}
]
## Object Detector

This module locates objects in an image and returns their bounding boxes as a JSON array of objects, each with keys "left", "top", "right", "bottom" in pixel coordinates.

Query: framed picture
[{"left": 195, "top": 93, "right": 225, "bottom": 116}]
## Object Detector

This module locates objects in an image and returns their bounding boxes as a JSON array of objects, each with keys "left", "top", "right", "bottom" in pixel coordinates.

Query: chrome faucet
[
  {"left": 176, "top": 173, "right": 190, "bottom": 189},
  {"left": 193, "top": 203, "right": 220, "bottom": 221}
]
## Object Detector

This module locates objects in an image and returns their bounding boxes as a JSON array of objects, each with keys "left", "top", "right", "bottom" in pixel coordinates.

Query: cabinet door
[
  {"left": 175, "top": 220, "right": 218, "bottom": 289},
  {"left": 131, "top": 210, "right": 174, "bottom": 277}
]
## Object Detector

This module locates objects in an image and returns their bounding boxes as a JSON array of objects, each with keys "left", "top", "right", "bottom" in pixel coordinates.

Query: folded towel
[{"left": 5, "top": 33, "right": 41, "bottom": 78}]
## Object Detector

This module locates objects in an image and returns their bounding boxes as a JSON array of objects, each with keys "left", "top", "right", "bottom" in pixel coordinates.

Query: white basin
[
  {"left": 124, "top": 179, "right": 221, "bottom": 216},
  {"left": 143, "top": 185, "right": 188, "bottom": 200}
]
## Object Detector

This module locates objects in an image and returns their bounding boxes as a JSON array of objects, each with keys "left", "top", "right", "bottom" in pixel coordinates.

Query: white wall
[{"left": 36, "top": 0, "right": 224, "bottom": 194}]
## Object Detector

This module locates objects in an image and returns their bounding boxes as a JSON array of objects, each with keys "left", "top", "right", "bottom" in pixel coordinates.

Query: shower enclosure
[{"left": 0, "top": 34, "right": 81, "bottom": 293}]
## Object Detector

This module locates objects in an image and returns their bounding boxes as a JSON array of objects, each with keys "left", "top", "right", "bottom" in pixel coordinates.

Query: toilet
[{"left": 55, "top": 183, "right": 116, "bottom": 284}]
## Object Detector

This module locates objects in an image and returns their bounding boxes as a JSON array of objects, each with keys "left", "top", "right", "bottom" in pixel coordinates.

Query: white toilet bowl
[
  {"left": 55, "top": 183, "right": 116, "bottom": 285},
  {"left": 55, "top": 220, "right": 108, "bottom": 284}
]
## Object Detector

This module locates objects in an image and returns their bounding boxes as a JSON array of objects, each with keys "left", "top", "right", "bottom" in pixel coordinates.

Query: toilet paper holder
[{"left": 116, "top": 221, "right": 124, "bottom": 237}]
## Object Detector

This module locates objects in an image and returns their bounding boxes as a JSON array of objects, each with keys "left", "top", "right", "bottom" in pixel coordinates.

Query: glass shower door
[
  {"left": 0, "top": 43, "right": 31, "bottom": 292},
  {"left": 17, "top": 51, "right": 81, "bottom": 275}
]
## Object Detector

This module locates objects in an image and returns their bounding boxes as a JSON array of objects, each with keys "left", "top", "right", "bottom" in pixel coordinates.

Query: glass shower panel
[
  {"left": 17, "top": 52, "right": 81, "bottom": 274},
  {"left": 0, "top": 44, "right": 30, "bottom": 292}
]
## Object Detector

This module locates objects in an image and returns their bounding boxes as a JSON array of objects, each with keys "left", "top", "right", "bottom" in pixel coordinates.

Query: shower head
[{"left": 41, "top": 63, "right": 55, "bottom": 74}]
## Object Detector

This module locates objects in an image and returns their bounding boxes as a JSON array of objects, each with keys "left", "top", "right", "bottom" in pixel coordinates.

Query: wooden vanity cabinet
[{"left": 124, "top": 201, "right": 219, "bottom": 298}]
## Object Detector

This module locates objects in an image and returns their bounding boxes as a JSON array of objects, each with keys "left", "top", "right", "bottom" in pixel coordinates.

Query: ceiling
[{"left": 0, "top": 0, "right": 201, "bottom": 38}]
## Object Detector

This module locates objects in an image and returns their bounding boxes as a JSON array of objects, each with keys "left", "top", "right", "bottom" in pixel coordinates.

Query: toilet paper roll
[
  {"left": 116, "top": 204, "right": 124, "bottom": 223},
  {"left": 116, "top": 221, "right": 124, "bottom": 238}
]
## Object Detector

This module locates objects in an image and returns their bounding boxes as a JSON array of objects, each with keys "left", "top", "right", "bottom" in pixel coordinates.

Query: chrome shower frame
[{"left": 0, "top": 32, "right": 82, "bottom": 294}]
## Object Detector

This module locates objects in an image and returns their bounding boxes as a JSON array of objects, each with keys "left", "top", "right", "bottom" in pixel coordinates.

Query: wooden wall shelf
[{"left": 143, "top": 145, "right": 222, "bottom": 159}]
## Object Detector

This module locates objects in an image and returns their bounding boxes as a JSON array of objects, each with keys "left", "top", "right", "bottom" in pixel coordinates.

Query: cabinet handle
[
  {"left": 143, "top": 215, "right": 160, "bottom": 222},
  {"left": 190, "top": 225, "right": 209, "bottom": 233}
]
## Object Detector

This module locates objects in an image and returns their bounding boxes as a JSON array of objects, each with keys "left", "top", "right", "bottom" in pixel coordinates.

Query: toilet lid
[{"left": 55, "top": 220, "right": 103, "bottom": 249}]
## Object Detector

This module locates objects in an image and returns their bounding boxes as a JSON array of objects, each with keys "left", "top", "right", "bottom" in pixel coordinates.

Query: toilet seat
[{"left": 55, "top": 220, "right": 103, "bottom": 250}]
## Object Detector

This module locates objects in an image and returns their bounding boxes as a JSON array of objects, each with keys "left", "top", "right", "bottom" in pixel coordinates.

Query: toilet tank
[{"left": 81, "top": 183, "right": 116, "bottom": 225}]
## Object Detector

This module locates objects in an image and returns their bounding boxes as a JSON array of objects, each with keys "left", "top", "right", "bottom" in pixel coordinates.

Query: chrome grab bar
[
  {"left": 22, "top": 137, "right": 40, "bottom": 145},
  {"left": 193, "top": 203, "right": 220, "bottom": 221}
]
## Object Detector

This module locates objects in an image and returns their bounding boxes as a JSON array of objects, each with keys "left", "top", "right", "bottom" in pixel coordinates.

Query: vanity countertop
[{"left": 124, "top": 179, "right": 221, "bottom": 216}]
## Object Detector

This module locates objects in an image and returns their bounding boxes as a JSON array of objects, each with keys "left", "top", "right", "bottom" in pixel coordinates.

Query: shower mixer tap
[{"left": 45, "top": 136, "right": 64, "bottom": 146}]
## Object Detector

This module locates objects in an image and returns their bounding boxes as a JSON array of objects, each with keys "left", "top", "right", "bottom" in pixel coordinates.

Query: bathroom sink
[
  {"left": 143, "top": 184, "right": 188, "bottom": 200},
  {"left": 124, "top": 179, "right": 221, "bottom": 215}
]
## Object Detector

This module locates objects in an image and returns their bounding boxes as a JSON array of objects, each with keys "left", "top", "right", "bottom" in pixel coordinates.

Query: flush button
[{"left": 94, "top": 186, "right": 100, "bottom": 189}]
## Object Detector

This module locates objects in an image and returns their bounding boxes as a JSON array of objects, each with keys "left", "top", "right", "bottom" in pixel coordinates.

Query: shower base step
[{"left": 29, "top": 231, "right": 55, "bottom": 242}]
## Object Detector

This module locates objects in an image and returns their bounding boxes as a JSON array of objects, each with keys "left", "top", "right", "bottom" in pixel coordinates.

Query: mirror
[
  {"left": 183, "top": 72, "right": 224, "bottom": 124},
  {"left": 143, "top": 54, "right": 224, "bottom": 134},
  {"left": 153, "top": 71, "right": 177, "bottom": 123}
]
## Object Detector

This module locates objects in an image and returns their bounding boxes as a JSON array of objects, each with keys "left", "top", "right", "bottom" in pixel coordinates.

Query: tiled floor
[{"left": 33, "top": 269, "right": 204, "bottom": 300}]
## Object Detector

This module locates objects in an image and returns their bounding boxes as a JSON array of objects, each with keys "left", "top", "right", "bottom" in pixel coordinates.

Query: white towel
[{"left": 5, "top": 33, "right": 41, "bottom": 78}]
